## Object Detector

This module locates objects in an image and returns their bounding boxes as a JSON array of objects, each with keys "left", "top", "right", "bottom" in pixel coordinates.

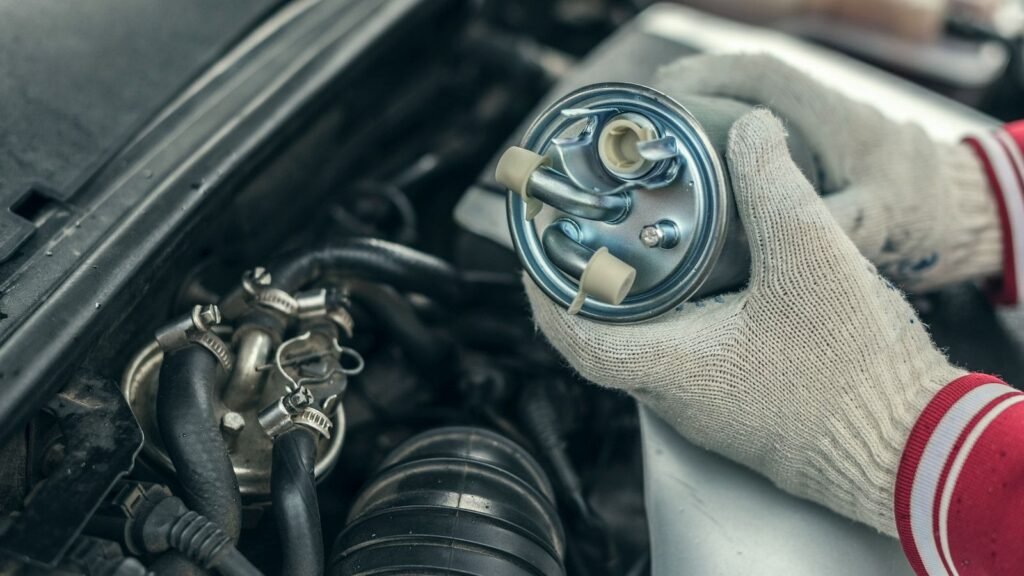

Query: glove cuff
[
  {"left": 793, "top": 359, "right": 960, "bottom": 537},
  {"left": 931, "top": 144, "right": 1003, "bottom": 285},
  {"left": 963, "top": 122, "right": 1024, "bottom": 305},
  {"left": 894, "top": 373, "right": 1024, "bottom": 576},
  {"left": 851, "top": 142, "right": 1002, "bottom": 292}
]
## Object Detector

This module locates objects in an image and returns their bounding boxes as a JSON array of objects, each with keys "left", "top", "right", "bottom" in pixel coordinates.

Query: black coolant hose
[
  {"left": 346, "top": 282, "right": 452, "bottom": 374},
  {"left": 157, "top": 346, "right": 242, "bottom": 542},
  {"left": 270, "top": 238, "right": 462, "bottom": 302},
  {"left": 271, "top": 427, "right": 324, "bottom": 576}
]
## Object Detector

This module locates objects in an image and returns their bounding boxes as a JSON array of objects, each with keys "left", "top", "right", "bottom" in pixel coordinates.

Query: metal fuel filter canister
[{"left": 498, "top": 82, "right": 818, "bottom": 324}]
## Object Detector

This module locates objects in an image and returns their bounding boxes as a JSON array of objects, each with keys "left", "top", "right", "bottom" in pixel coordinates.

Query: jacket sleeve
[
  {"left": 894, "top": 373, "right": 1024, "bottom": 575},
  {"left": 964, "top": 122, "right": 1024, "bottom": 305}
]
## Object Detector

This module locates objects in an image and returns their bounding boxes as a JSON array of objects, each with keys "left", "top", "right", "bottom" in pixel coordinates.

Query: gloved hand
[
  {"left": 525, "top": 109, "right": 965, "bottom": 535},
  {"left": 651, "top": 54, "right": 1002, "bottom": 293}
]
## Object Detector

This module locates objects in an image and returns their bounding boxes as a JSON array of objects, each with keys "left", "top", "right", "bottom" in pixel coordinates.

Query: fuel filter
[{"left": 498, "top": 83, "right": 818, "bottom": 323}]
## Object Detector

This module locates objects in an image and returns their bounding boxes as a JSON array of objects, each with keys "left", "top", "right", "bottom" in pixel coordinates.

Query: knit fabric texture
[
  {"left": 526, "top": 110, "right": 965, "bottom": 535},
  {"left": 654, "top": 54, "right": 1002, "bottom": 292}
]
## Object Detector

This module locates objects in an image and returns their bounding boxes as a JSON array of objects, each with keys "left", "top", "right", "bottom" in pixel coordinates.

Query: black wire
[{"left": 214, "top": 548, "right": 264, "bottom": 576}]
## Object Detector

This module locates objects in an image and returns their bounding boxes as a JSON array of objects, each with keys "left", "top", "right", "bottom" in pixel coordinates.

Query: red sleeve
[
  {"left": 894, "top": 373, "right": 1024, "bottom": 575},
  {"left": 964, "top": 122, "right": 1024, "bottom": 305}
]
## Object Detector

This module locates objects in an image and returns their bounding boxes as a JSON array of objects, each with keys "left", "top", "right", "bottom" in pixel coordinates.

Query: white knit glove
[
  {"left": 652, "top": 54, "right": 1001, "bottom": 293},
  {"left": 525, "top": 110, "right": 965, "bottom": 535}
]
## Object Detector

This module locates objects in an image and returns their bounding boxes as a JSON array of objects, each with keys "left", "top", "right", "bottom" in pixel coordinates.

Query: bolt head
[
  {"left": 283, "top": 388, "right": 314, "bottom": 412},
  {"left": 221, "top": 411, "right": 246, "bottom": 434},
  {"left": 197, "top": 304, "right": 222, "bottom": 327},
  {"left": 640, "top": 225, "right": 663, "bottom": 248},
  {"left": 252, "top": 266, "right": 272, "bottom": 286}
]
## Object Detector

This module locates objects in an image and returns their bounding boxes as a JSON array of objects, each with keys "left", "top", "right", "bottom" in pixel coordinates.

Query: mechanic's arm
[
  {"left": 525, "top": 109, "right": 1024, "bottom": 576},
  {"left": 965, "top": 124, "right": 1024, "bottom": 305},
  {"left": 655, "top": 54, "right": 1024, "bottom": 305}
]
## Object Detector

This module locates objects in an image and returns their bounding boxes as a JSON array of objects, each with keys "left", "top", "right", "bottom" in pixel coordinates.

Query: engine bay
[{"left": 1, "top": 1, "right": 1023, "bottom": 575}]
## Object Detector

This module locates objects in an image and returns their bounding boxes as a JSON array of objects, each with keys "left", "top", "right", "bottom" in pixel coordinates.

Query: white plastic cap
[
  {"left": 568, "top": 247, "right": 637, "bottom": 315},
  {"left": 597, "top": 116, "right": 656, "bottom": 177},
  {"left": 496, "top": 146, "right": 547, "bottom": 220}
]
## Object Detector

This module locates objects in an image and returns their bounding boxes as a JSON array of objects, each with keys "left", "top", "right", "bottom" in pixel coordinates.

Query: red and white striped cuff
[
  {"left": 894, "top": 373, "right": 1024, "bottom": 576},
  {"left": 964, "top": 122, "right": 1024, "bottom": 305}
]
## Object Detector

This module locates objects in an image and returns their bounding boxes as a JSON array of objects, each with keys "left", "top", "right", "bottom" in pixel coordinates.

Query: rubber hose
[
  {"left": 148, "top": 531, "right": 262, "bottom": 576},
  {"left": 331, "top": 427, "right": 566, "bottom": 576},
  {"left": 150, "top": 545, "right": 260, "bottom": 576},
  {"left": 269, "top": 238, "right": 462, "bottom": 302},
  {"left": 272, "top": 428, "right": 324, "bottom": 576},
  {"left": 150, "top": 552, "right": 206, "bottom": 576},
  {"left": 157, "top": 346, "right": 242, "bottom": 541},
  {"left": 347, "top": 282, "right": 451, "bottom": 373},
  {"left": 133, "top": 491, "right": 260, "bottom": 576}
]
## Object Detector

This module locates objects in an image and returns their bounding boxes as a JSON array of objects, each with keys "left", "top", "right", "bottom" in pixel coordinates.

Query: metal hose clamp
[
  {"left": 242, "top": 267, "right": 300, "bottom": 316},
  {"left": 154, "top": 304, "right": 234, "bottom": 371}
]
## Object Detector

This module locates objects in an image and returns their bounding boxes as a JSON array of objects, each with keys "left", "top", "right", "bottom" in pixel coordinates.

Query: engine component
[
  {"left": 499, "top": 82, "right": 817, "bottom": 323},
  {"left": 330, "top": 427, "right": 566, "bottom": 576},
  {"left": 123, "top": 341, "right": 344, "bottom": 497},
  {"left": 122, "top": 271, "right": 360, "bottom": 498}
]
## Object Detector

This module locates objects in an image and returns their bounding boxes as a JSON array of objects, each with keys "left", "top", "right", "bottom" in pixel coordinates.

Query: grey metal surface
[{"left": 640, "top": 406, "right": 914, "bottom": 576}]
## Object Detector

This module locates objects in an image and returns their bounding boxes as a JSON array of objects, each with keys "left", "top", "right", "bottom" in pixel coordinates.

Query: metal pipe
[
  {"left": 528, "top": 166, "right": 630, "bottom": 222},
  {"left": 313, "top": 404, "right": 345, "bottom": 480},
  {"left": 222, "top": 328, "right": 274, "bottom": 411},
  {"left": 542, "top": 220, "right": 593, "bottom": 280}
]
